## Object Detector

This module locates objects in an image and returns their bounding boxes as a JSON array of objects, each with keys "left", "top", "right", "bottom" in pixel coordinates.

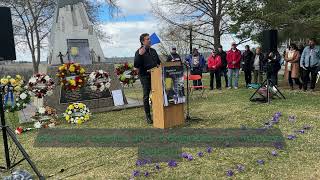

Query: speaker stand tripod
[
  {"left": 184, "top": 63, "right": 202, "bottom": 121},
  {"left": 250, "top": 77, "right": 286, "bottom": 103},
  {"left": 0, "top": 86, "right": 45, "bottom": 179}
]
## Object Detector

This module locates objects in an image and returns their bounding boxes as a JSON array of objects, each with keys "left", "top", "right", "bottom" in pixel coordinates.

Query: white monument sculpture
[{"left": 48, "top": 0, "right": 105, "bottom": 65}]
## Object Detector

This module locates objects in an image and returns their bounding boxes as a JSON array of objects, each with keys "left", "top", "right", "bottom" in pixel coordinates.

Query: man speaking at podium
[{"left": 134, "top": 33, "right": 161, "bottom": 124}]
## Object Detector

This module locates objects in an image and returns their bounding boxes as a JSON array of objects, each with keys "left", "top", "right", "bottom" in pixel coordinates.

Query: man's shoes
[
  {"left": 227, "top": 87, "right": 231, "bottom": 90},
  {"left": 234, "top": 87, "right": 238, "bottom": 89},
  {"left": 146, "top": 115, "right": 153, "bottom": 124}
]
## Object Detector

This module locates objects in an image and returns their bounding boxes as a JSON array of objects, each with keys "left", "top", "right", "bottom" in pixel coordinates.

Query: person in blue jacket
[
  {"left": 300, "top": 38, "right": 320, "bottom": 91},
  {"left": 185, "top": 48, "right": 206, "bottom": 89}
]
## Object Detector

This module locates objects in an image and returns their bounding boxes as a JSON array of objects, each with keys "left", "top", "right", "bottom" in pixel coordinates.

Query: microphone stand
[
  {"left": 0, "top": 85, "right": 45, "bottom": 179},
  {"left": 183, "top": 62, "right": 202, "bottom": 121},
  {"left": 185, "top": 63, "right": 191, "bottom": 120}
]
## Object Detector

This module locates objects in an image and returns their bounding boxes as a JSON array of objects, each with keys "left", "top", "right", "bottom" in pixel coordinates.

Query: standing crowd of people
[
  {"left": 182, "top": 38, "right": 320, "bottom": 92},
  {"left": 134, "top": 33, "right": 319, "bottom": 124}
]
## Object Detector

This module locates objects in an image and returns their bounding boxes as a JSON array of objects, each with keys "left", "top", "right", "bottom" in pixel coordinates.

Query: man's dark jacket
[{"left": 134, "top": 47, "right": 161, "bottom": 76}]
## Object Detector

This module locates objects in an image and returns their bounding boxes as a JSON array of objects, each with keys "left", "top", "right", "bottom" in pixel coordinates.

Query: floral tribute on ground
[
  {"left": 27, "top": 73, "right": 55, "bottom": 98},
  {"left": 57, "top": 63, "right": 86, "bottom": 91},
  {"left": 88, "top": 70, "right": 111, "bottom": 92},
  {"left": 115, "top": 62, "right": 138, "bottom": 86},
  {"left": 64, "top": 103, "right": 90, "bottom": 125},
  {"left": 0, "top": 75, "right": 31, "bottom": 112}
]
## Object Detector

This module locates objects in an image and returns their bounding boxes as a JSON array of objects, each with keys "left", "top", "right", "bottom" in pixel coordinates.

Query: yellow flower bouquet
[
  {"left": 57, "top": 63, "right": 86, "bottom": 91},
  {"left": 64, "top": 103, "right": 90, "bottom": 124}
]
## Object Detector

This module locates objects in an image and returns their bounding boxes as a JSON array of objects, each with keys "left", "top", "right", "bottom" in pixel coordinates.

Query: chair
[{"left": 184, "top": 74, "right": 208, "bottom": 98}]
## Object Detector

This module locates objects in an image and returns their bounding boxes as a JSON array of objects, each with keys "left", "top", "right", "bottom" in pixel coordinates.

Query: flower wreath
[
  {"left": 88, "top": 70, "right": 112, "bottom": 92},
  {"left": 1, "top": 75, "right": 24, "bottom": 93},
  {"left": 64, "top": 103, "right": 90, "bottom": 125},
  {"left": 1, "top": 75, "right": 31, "bottom": 112},
  {"left": 115, "top": 62, "right": 138, "bottom": 85},
  {"left": 57, "top": 63, "right": 86, "bottom": 91},
  {"left": 27, "top": 74, "right": 55, "bottom": 98},
  {"left": 5, "top": 89, "right": 32, "bottom": 112}
]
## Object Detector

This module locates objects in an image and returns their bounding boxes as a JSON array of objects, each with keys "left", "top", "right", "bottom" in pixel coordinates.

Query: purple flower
[
  {"left": 303, "top": 125, "right": 312, "bottom": 130},
  {"left": 298, "top": 130, "right": 305, "bottom": 134},
  {"left": 226, "top": 170, "right": 234, "bottom": 177},
  {"left": 271, "top": 150, "right": 278, "bottom": 156},
  {"left": 155, "top": 163, "right": 161, "bottom": 171},
  {"left": 287, "top": 135, "right": 297, "bottom": 140},
  {"left": 132, "top": 170, "right": 140, "bottom": 177},
  {"left": 187, "top": 154, "right": 194, "bottom": 161},
  {"left": 272, "top": 116, "right": 280, "bottom": 123},
  {"left": 273, "top": 142, "right": 284, "bottom": 149},
  {"left": 288, "top": 116, "right": 296, "bottom": 123},
  {"left": 207, "top": 147, "right": 213, "bottom": 153},
  {"left": 198, "top": 152, "right": 204, "bottom": 157},
  {"left": 168, "top": 160, "right": 177, "bottom": 168},
  {"left": 237, "top": 164, "right": 245, "bottom": 172},
  {"left": 257, "top": 159, "right": 265, "bottom": 165},
  {"left": 181, "top": 152, "right": 188, "bottom": 159},
  {"left": 275, "top": 112, "right": 282, "bottom": 117},
  {"left": 135, "top": 160, "right": 143, "bottom": 166},
  {"left": 144, "top": 171, "right": 149, "bottom": 177}
]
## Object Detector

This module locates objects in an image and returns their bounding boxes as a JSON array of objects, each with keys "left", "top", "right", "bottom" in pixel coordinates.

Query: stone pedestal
[{"left": 45, "top": 63, "right": 127, "bottom": 113}]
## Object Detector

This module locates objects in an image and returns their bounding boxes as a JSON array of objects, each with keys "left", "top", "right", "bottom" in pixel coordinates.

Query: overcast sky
[{"left": 16, "top": 0, "right": 255, "bottom": 61}]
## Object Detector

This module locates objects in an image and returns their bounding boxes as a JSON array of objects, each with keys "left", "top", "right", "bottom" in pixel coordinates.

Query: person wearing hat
[
  {"left": 167, "top": 46, "right": 182, "bottom": 62},
  {"left": 185, "top": 48, "right": 206, "bottom": 89},
  {"left": 226, "top": 42, "right": 242, "bottom": 89},
  {"left": 207, "top": 49, "right": 222, "bottom": 90}
]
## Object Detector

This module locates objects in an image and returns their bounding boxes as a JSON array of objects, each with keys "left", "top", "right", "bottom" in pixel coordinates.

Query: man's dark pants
[
  {"left": 244, "top": 69, "right": 252, "bottom": 86},
  {"left": 140, "top": 74, "right": 152, "bottom": 119},
  {"left": 210, "top": 69, "right": 221, "bottom": 89},
  {"left": 302, "top": 66, "right": 318, "bottom": 90},
  {"left": 191, "top": 67, "right": 203, "bottom": 88},
  {"left": 221, "top": 67, "right": 228, "bottom": 87}
]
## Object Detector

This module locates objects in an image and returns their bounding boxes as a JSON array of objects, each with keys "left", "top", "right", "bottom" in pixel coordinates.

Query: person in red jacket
[
  {"left": 207, "top": 50, "right": 222, "bottom": 90},
  {"left": 226, "top": 42, "right": 242, "bottom": 89}
]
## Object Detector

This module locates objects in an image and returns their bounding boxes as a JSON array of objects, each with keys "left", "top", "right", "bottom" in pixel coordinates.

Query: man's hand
[
  {"left": 212, "top": 66, "right": 216, "bottom": 69},
  {"left": 232, "top": 61, "right": 236, "bottom": 65},
  {"left": 134, "top": 68, "right": 139, "bottom": 74},
  {"left": 139, "top": 46, "right": 146, "bottom": 55}
]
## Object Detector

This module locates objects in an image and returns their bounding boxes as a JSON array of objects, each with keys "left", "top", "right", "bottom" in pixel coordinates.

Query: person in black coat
[
  {"left": 218, "top": 45, "right": 228, "bottom": 88},
  {"left": 242, "top": 45, "right": 254, "bottom": 87},
  {"left": 134, "top": 33, "right": 161, "bottom": 124},
  {"left": 265, "top": 50, "right": 281, "bottom": 86},
  {"left": 167, "top": 46, "right": 182, "bottom": 62}
]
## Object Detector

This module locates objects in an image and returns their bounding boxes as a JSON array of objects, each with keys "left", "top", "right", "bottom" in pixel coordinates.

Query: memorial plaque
[{"left": 59, "top": 83, "right": 112, "bottom": 103}]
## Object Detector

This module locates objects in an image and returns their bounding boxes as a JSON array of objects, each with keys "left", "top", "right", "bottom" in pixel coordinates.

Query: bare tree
[
  {"left": 1, "top": 0, "right": 55, "bottom": 73},
  {"left": 1, "top": 0, "right": 119, "bottom": 73},
  {"left": 158, "top": 25, "right": 191, "bottom": 57},
  {"left": 152, "top": 0, "right": 250, "bottom": 51}
]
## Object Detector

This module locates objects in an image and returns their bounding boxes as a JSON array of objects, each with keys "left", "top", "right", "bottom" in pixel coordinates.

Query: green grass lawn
[{"left": 1, "top": 73, "right": 320, "bottom": 179}]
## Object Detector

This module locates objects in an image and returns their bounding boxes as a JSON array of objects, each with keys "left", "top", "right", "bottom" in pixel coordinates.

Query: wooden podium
[{"left": 150, "top": 61, "right": 185, "bottom": 129}]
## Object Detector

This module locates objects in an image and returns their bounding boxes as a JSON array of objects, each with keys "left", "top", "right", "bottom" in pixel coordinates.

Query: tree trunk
[{"left": 213, "top": 20, "right": 221, "bottom": 50}]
